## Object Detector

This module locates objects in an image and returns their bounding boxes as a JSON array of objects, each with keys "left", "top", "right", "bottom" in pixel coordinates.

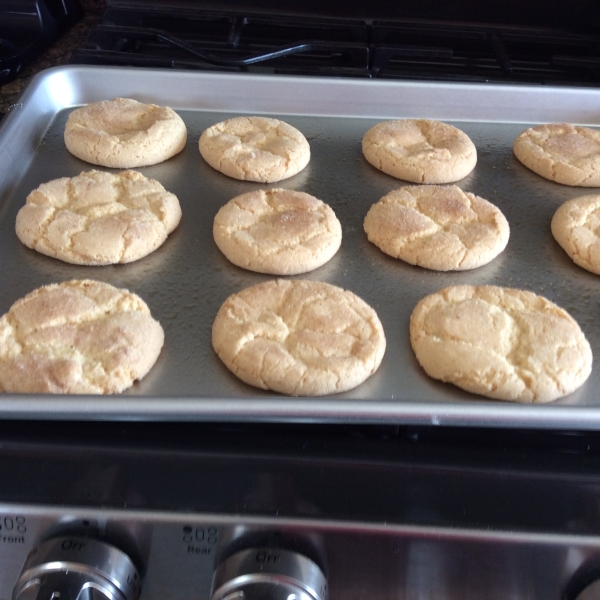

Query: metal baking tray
[{"left": 1, "top": 65, "right": 600, "bottom": 427}]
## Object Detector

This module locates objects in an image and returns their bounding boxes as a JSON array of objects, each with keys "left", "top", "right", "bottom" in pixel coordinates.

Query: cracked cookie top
[
  {"left": 16, "top": 170, "right": 182, "bottom": 265},
  {"left": 514, "top": 124, "right": 600, "bottom": 187},
  {"left": 362, "top": 119, "right": 477, "bottom": 184},
  {"left": 363, "top": 185, "right": 509, "bottom": 271},
  {"left": 213, "top": 189, "right": 342, "bottom": 275},
  {"left": 199, "top": 116, "right": 310, "bottom": 183},
  {"left": 410, "top": 285, "right": 592, "bottom": 403},
  {"left": 64, "top": 98, "right": 187, "bottom": 168},
  {"left": 552, "top": 194, "right": 600, "bottom": 274},
  {"left": 212, "top": 279, "right": 386, "bottom": 396},
  {"left": 0, "top": 280, "right": 164, "bottom": 394}
]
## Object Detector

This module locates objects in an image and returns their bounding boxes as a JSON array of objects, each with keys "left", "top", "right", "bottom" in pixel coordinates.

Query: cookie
[
  {"left": 410, "top": 285, "right": 592, "bottom": 403},
  {"left": 212, "top": 279, "right": 386, "bottom": 396},
  {"left": 0, "top": 280, "right": 164, "bottom": 394},
  {"left": 64, "top": 98, "right": 187, "bottom": 168},
  {"left": 364, "top": 185, "right": 509, "bottom": 271},
  {"left": 16, "top": 170, "right": 182, "bottom": 265},
  {"left": 199, "top": 116, "right": 310, "bottom": 183},
  {"left": 551, "top": 194, "right": 600, "bottom": 274},
  {"left": 213, "top": 189, "right": 342, "bottom": 275},
  {"left": 362, "top": 119, "right": 477, "bottom": 184},
  {"left": 513, "top": 124, "right": 600, "bottom": 186}
]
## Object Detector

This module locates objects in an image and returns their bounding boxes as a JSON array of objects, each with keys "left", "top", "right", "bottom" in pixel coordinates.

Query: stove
[{"left": 2, "top": 1, "right": 600, "bottom": 599}]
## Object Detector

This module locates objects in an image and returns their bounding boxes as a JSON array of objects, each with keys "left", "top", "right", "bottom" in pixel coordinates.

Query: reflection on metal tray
[{"left": 0, "top": 65, "right": 599, "bottom": 427}]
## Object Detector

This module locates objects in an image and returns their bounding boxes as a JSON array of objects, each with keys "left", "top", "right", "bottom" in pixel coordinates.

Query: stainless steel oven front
[{"left": 1, "top": 422, "right": 600, "bottom": 600}]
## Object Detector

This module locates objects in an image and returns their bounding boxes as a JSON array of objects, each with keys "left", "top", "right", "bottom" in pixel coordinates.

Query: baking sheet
[{"left": 1, "top": 65, "right": 600, "bottom": 427}]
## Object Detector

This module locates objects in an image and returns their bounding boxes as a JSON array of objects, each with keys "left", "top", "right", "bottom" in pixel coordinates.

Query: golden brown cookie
[
  {"left": 16, "top": 170, "right": 182, "bottom": 265},
  {"left": 64, "top": 98, "right": 187, "bottom": 168},
  {"left": 513, "top": 124, "right": 600, "bottom": 186},
  {"left": 212, "top": 279, "right": 386, "bottom": 396},
  {"left": 0, "top": 280, "right": 164, "bottom": 394},
  {"left": 362, "top": 119, "right": 477, "bottom": 184},
  {"left": 363, "top": 185, "right": 509, "bottom": 270},
  {"left": 199, "top": 116, "right": 310, "bottom": 182},
  {"left": 213, "top": 189, "right": 342, "bottom": 275},
  {"left": 551, "top": 194, "right": 600, "bottom": 274},
  {"left": 410, "top": 285, "right": 592, "bottom": 403}
]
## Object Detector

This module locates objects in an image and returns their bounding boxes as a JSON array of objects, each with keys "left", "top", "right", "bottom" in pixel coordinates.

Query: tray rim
[{"left": 0, "top": 394, "right": 600, "bottom": 429}]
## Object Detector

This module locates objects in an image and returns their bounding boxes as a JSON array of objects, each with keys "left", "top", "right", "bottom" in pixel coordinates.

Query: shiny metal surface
[
  {"left": 1, "top": 505, "right": 600, "bottom": 600},
  {"left": 1, "top": 66, "right": 600, "bottom": 427},
  {"left": 13, "top": 537, "right": 141, "bottom": 600},
  {"left": 211, "top": 548, "right": 327, "bottom": 600}
]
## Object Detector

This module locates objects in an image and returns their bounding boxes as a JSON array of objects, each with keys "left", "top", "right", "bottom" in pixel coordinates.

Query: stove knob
[
  {"left": 211, "top": 548, "right": 327, "bottom": 600},
  {"left": 13, "top": 537, "right": 141, "bottom": 600}
]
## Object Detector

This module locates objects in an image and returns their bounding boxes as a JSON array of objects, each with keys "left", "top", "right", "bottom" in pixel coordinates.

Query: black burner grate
[
  {"left": 0, "top": 0, "right": 83, "bottom": 87},
  {"left": 70, "top": 5, "right": 600, "bottom": 85},
  {"left": 372, "top": 21, "right": 600, "bottom": 85},
  {"left": 71, "top": 7, "right": 371, "bottom": 77}
]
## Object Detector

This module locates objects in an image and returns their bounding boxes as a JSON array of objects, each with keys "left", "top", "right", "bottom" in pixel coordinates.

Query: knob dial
[
  {"left": 211, "top": 548, "right": 327, "bottom": 600},
  {"left": 13, "top": 537, "right": 141, "bottom": 600}
]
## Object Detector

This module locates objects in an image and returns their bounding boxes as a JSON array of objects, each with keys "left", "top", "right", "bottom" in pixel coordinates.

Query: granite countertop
[{"left": 0, "top": 0, "right": 106, "bottom": 115}]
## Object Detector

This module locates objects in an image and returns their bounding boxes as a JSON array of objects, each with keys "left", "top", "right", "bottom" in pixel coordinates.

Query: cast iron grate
[
  {"left": 71, "top": 7, "right": 371, "bottom": 78},
  {"left": 70, "top": 6, "right": 600, "bottom": 85},
  {"left": 0, "top": 0, "right": 83, "bottom": 87},
  {"left": 372, "top": 21, "right": 600, "bottom": 85}
]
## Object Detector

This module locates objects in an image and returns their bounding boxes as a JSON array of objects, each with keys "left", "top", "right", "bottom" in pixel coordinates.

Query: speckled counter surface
[{"left": 0, "top": 0, "right": 106, "bottom": 115}]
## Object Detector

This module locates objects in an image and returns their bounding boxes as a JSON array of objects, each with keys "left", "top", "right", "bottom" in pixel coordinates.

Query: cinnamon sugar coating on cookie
[
  {"left": 552, "top": 194, "right": 600, "bottom": 274},
  {"left": 514, "top": 124, "right": 600, "bottom": 186},
  {"left": 364, "top": 185, "right": 509, "bottom": 270},
  {"left": 212, "top": 280, "right": 386, "bottom": 396},
  {"left": 214, "top": 189, "right": 341, "bottom": 274},
  {"left": 199, "top": 116, "right": 310, "bottom": 183},
  {"left": 64, "top": 98, "right": 187, "bottom": 168},
  {"left": 410, "top": 285, "right": 592, "bottom": 403},
  {"left": 0, "top": 280, "right": 164, "bottom": 394},
  {"left": 362, "top": 119, "right": 477, "bottom": 184},
  {"left": 16, "top": 170, "right": 181, "bottom": 265}
]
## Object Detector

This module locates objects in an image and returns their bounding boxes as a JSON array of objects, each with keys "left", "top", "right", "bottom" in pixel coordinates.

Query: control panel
[{"left": 0, "top": 506, "right": 599, "bottom": 600}]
